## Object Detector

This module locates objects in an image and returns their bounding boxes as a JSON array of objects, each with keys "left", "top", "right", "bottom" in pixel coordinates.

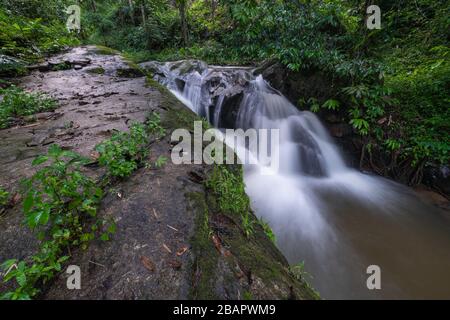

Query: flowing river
[{"left": 146, "top": 60, "right": 450, "bottom": 299}]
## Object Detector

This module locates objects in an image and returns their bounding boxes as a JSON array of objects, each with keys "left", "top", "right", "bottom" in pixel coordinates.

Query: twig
[{"left": 88, "top": 260, "right": 106, "bottom": 268}]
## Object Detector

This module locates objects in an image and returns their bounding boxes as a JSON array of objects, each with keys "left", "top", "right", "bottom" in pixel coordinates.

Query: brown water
[{"left": 253, "top": 174, "right": 450, "bottom": 299}]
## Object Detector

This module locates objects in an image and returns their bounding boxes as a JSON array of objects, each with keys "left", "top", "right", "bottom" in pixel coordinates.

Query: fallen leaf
[
  {"left": 90, "top": 151, "right": 100, "bottom": 160},
  {"left": 176, "top": 246, "right": 189, "bottom": 256},
  {"left": 11, "top": 193, "right": 21, "bottom": 206},
  {"left": 212, "top": 235, "right": 222, "bottom": 252},
  {"left": 140, "top": 256, "right": 155, "bottom": 272}
]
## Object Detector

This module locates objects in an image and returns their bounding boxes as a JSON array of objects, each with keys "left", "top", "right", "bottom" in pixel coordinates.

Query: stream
[{"left": 144, "top": 60, "right": 450, "bottom": 299}]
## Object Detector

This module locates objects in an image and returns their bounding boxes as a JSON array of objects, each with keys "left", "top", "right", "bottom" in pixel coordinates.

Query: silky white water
[{"left": 153, "top": 61, "right": 450, "bottom": 299}]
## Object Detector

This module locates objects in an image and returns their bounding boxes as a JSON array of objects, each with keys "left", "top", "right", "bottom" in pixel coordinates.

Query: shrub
[
  {"left": 0, "top": 86, "right": 57, "bottom": 129},
  {"left": 0, "top": 145, "right": 114, "bottom": 300}
]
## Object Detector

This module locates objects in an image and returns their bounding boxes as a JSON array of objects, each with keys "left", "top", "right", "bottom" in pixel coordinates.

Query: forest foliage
[{"left": 0, "top": 0, "right": 449, "bottom": 182}]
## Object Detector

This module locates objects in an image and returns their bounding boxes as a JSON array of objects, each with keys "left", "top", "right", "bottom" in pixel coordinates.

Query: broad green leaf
[{"left": 32, "top": 155, "right": 49, "bottom": 166}]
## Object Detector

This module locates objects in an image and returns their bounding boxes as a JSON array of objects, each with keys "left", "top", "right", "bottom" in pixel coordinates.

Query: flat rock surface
[{"left": 0, "top": 46, "right": 197, "bottom": 299}]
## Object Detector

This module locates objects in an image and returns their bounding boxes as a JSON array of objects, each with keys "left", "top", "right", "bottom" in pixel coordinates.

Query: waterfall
[{"left": 148, "top": 60, "right": 450, "bottom": 299}]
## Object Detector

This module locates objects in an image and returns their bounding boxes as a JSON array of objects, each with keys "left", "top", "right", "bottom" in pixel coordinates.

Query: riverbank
[{"left": 0, "top": 46, "right": 317, "bottom": 300}]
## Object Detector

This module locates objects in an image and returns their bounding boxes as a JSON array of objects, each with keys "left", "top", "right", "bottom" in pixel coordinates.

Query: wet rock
[
  {"left": 27, "top": 62, "right": 51, "bottom": 72},
  {"left": 139, "top": 61, "right": 164, "bottom": 75},
  {"left": 257, "top": 61, "right": 338, "bottom": 104},
  {"left": 328, "top": 123, "right": 353, "bottom": 138},
  {"left": 175, "top": 78, "right": 186, "bottom": 92},
  {"left": 218, "top": 91, "right": 244, "bottom": 128},
  {"left": 0, "top": 54, "right": 25, "bottom": 77},
  {"left": 169, "top": 60, "right": 208, "bottom": 76},
  {"left": 85, "top": 67, "right": 105, "bottom": 75},
  {"left": 116, "top": 67, "right": 145, "bottom": 78},
  {"left": 423, "top": 165, "right": 450, "bottom": 195}
]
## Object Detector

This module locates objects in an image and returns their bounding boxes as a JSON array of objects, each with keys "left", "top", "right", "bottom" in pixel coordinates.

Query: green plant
[
  {"left": 205, "top": 165, "right": 253, "bottom": 236},
  {"left": 242, "top": 291, "right": 253, "bottom": 300},
  {"left": 0, "top": 7, "right": 79, "bottom": 63},
  {"left": 290, "top": 261, "right": 320, "bottom": 298},
  {"left": 0, "top": 145, "right": 114, "bottom": 300},
  {"left": 146, "top": 111, "right": 166, "bottom": 137},
  {"left": 241, "top": 211, "right": 254, "bottom": 238},
  {"left": 154, "top": 155, "right": 168, "bottom": 169},
  {"left": 259, "top": 218, "right": 276, "bottom": 244},
  {"left": 290, "top": 261, "right": 310, "bottom": 281},
  {"left": 205, "top": 165, "right": 249, "bottom": 216},
  {"left": 51, "top": 62, "right": 71, "bottom": 71},
  {"left": 321, "top": 99, "right": 340, "bottom": 111},
  {"left": 0, "top": 86, "right": 57, "bottom": 129},
  {"left": 0, "top": 187, "right": 9, "bottom": 207},
  {"left": 308, "top": 98, "right": 320, "bottom": 113},
  {"left": 95, "top": 123, "right": 149, "bottom": 178}
]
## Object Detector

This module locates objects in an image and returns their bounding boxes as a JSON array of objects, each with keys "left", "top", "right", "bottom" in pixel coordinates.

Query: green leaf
[
  {"left": 322, "top": 99, "right": 340, "bottom": 111},
  {"left": 23, "top": 192, "right": 34, "bottom": 214},
  {"left": 1, "top": 259, "right": 17, "bottom": 271},
  {"left": 16, "top": 272, "right": 27, "bottom": 287},
  {"left": 32, "top": 155, "right": 49, "bottom": 166},
  {"left": 38, "top": 210, "right": 50, "bottom": 225},
  {"left": 100, "top": 233, "right": 110, "bottom": 241},
  {"left": 48, "top": 144, "right": 63, "bottom": 158}
]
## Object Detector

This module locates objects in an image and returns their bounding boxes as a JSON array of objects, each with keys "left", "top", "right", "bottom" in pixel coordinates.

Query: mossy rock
[
  {"left": 86, "top": 67, "right": 106, "bottom": 75},
  {"left": 116, "top": 67, "right": 145, "bottom": 78},
  {"left": 0, "top": 55, "right": 26, "bottom": 77},
  {"left": 92, "top": 46, "right": 119, "bottom": 56}
]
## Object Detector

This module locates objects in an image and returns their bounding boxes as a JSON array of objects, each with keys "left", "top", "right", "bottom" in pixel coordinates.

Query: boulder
[
  {"left": 0, "top": 55, "right": 25, "bottom": 77},
  {"left": 423, "top": 165, "right": 450, "bottom": 196}
]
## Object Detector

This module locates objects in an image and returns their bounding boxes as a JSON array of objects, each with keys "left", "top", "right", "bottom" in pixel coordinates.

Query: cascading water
[{"left": 147, "top": 60, "right": 450, "bottom": 299}]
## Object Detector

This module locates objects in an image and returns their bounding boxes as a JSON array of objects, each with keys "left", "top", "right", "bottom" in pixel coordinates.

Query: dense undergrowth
[
  {"left": 0, "top": 86, "right": 57, "bottom": 129},
  {"left": 0, "top": 1, "right": 79, "bottom": 70}
]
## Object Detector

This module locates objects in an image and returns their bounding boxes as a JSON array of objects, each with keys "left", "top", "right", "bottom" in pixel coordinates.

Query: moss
[
  {"left": 145, "top": 76, "right": 199, "bottom": 131},
  {"left": 186, "top": 192, "right": 219, "bottom": 300},
  {"left": 86, "top": 67, "right": 105, "bottom": 75},
  {"left": 50, "top": 62, "right": 72, "bottom": 71},
  {"left": 94, "top": 45, "right": 119, "bottom": 56},
  {"left": 116, "top": 67, "right": 144, "bottom": 78}
]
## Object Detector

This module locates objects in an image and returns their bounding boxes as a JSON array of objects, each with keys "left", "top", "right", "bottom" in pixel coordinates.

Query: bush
[
  {"left": 0, "top": 145, "right": 114, "bottom": 300},
  {"left": 0, "top": 86, "right": 57, "bottom": 129},
  {"left": 0, "top": 7, "right": 79, "bottom": 63}
]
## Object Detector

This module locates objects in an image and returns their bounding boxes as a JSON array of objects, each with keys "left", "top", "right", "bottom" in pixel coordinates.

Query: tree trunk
[
  {"left": 140, "top": 3, "right": 146, "bottom": 26},
  {"left": 211, "top": 0, "right": 216, "bottom": 19},
  {"left": 178, "top": 0, "right": 189, "bottom": 47},
  {"left": 128, "top": 0, "right": 135, "bottom": 25},
  {"left": 91, "top": 0, "right": 97, "bottom": 13}
]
